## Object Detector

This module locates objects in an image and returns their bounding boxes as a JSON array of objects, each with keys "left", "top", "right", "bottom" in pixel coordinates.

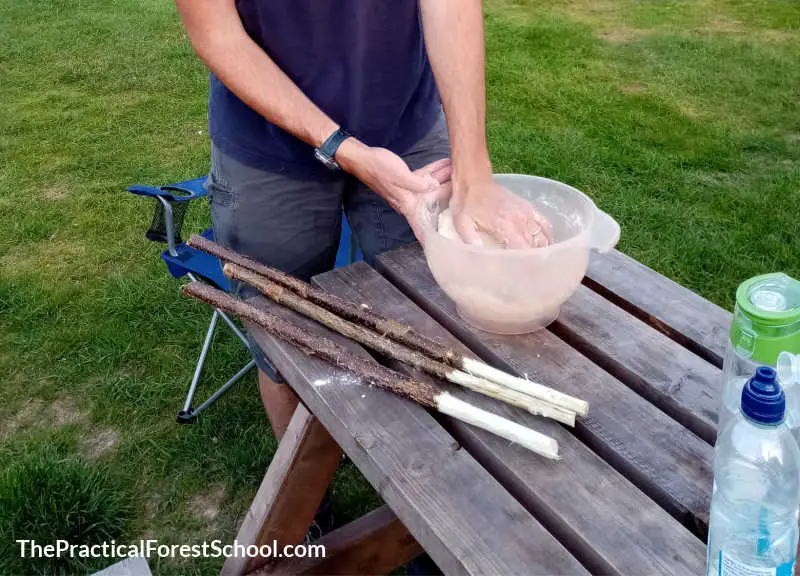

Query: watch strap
[{"left": 317, "top": 128, "right": 353, "bottom": 166}]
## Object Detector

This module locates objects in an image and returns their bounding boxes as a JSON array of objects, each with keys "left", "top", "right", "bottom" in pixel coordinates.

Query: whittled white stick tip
[
  {"left": 462, "top": 357, "right": 589, "bottom": 417},
  {"left": 436, "top": 392, "right": 560, "bottom": 460},
  {"left": 447, "top": 369, "right": 576, "bottom": 427}
]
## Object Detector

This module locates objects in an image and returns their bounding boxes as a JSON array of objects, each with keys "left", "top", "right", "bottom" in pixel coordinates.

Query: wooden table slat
[
  {"left": 246, "top": 296, "right": 587, "bottom": 575},
  {"left": 378, "top": 245, "right": 713, "bottom": 538},
  {"left": 552, "top": 285, "right": 722, "bottom": 444},
  {"left": 316, "top": 262, "right": 706, "bottom": 575},
  {"left": 585, "top": 250, "right": 731, "bottom": 367}
]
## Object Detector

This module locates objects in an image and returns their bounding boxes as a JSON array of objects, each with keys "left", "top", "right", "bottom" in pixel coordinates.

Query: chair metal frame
[
  {"left": 129, "top": 181, "right": 255, "bottom": 424},
  {"left": 129, "top": 176, "right": 362, "bottom": 423}
]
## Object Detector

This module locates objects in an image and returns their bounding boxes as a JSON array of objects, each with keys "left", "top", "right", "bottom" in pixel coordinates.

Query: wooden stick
[
  {"left": 448, "top": 369, "right": 575, "bottom": 427},
  {"left": 460, "top": 358, "right": 589, "bottom": 417},
  {"left": 189, "top": 233, "right": 458, "bottom": 362},
  {"left": 184, "top": 282, "right": 437, "bottom": 407},
  {"left": 226, "top": 263, "right": 575, "bottom": 426},
  {"left": 182, "top": 282, "right": 559, "bottom": 460},
  {"left": 436, "top": 392, "right": 559, "bottom": 458},
  {"left": 189, "top": 234, "right": 588, "bottom": 416}
]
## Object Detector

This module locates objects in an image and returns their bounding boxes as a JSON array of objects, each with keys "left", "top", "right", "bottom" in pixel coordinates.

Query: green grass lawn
[{"left": 1, "top": 0, "right": 798, "bottom": 573}]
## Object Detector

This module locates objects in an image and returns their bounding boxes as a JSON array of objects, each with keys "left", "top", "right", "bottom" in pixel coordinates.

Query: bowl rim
[{"left": 420, "top": 174, "right": 599, "bottom": 256}]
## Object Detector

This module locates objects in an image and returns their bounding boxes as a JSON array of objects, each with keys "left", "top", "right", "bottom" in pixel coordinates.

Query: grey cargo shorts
[{"left": 206, "top": 112, "right": 450, "bottom": 377}]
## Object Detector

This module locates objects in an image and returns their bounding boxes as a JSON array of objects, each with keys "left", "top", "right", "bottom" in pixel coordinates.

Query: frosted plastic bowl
[{"left": 419, "top": 174, "right": 621, "bottom": 334}]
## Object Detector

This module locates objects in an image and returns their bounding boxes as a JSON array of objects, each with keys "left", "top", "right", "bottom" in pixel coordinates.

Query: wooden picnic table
[{"left": 223, "top": 243, "right": 731, "bottom": 576}]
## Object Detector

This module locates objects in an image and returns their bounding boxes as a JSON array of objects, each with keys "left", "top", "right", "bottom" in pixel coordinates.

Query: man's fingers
[
  {"left": 430, "top": 160, "right": 453, "bottom": 185},
  {"left": 452, "top": 211, "right": 481, "bottom": 245},
  {"left": 399, "top": 158, "right": 453, "bottom": 196},
  {"left": 424, "top": 181, "right": 452, "bottom": 205},
  {"left": 502, "top": 226, "right": 533, "bottom": 249},
  {"left": 521, "top": 206, "right": 553, "bottom": 246},
  {"left": 497, "top": 211, "right": 546, "bottom": 249},
  {"left": 398, "top": 170, "right": 439, "bottom": 195},
  {"left": 419, "top": 157, "right": 451, "bottom": 173},
  {"left": 372, "top": 147, "right": 439, "bottom": 195},
  {"left": 416, "top": 157, "right": 452, "bottom": 181},
  {"left": 534, "top": 212, "right": 553, "bottom": 238},
  {"left": 531, "top": 234, "right": 551, "bottom": 248}
]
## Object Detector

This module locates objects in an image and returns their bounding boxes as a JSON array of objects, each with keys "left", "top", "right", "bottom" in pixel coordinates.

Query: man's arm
[
  {"left": 419, "top": 0, "right": 491, "bottom": 185},
  {"left": 420, "top": 0, "right": 551, "bottom": 248},
  {"left": 175, "top": 0, "right": 337, "bottom": 148},
  {"left": 174, "top": 0, "right": 448, "bottom": 224}
]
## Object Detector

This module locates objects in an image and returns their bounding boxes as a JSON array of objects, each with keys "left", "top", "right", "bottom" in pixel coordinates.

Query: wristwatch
[{"left": 314, "top": 128, "right": 353, "bottom": 171}]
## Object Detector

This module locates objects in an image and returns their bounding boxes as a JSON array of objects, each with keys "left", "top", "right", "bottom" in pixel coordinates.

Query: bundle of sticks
[{"left": 184, "top": 235, "right": 589, "bottom": 460}]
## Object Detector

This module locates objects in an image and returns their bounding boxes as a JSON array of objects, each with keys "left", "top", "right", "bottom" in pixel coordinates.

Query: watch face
[{"left": 314, "top": 149, "right": 340, "bottom": 171}]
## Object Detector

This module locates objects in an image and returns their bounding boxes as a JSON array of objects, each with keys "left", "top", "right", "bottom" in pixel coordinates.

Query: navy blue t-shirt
[{"left": 209, "top": 0, "right": 441, "bottom": 179}]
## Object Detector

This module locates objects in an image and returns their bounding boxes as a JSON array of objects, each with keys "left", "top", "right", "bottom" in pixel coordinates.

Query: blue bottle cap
[{"left": 741, "top": 366, "right": 785, "bottom": 425}]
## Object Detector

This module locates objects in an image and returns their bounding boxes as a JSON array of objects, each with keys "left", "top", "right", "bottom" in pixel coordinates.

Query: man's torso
[{"left": 209, "top": 0, "right": 441, "bottom": 179}]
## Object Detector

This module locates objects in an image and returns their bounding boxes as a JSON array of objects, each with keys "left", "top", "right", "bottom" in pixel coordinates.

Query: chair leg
[
  {"left": 221, "top": 304, "right": 282, "bottom": 379},
  {"left": 192, "top": 359, "right": 256, "bottom": 417},
  {"left": 177, "top": 308, "right": 256, "bottom": 424},
  {"left": 177, "top": 309, "right": 220, "bottom": 423},
  {"left": 218, "top": 309, "right": 251, "bottom": 348}
]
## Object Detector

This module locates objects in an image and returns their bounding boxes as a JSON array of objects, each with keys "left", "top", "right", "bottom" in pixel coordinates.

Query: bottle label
[{"left": 718, "top": 551, "right": 794, "bottom": 576}]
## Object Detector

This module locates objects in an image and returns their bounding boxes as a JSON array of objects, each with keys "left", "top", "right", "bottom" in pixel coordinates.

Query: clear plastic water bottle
[
  {"left": 778, "top": 352, "right": 800, "bottom": 438},
  {"left": 707, "top": 367, "right": 800, "bottom": 576}
]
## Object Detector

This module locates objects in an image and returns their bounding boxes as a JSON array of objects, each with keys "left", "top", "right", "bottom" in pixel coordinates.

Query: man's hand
[
  {"left": 337, "top": 139, "right": 452, "bottom": 240},
  {"left": 420, "top": 0, "right": 552, "bottom": 249},
  {"left": 450, "top": 177, "right": 552, "bottom": 248}
]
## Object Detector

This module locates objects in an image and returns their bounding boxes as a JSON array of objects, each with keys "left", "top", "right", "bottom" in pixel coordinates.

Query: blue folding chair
[{"left": 128, "top": 176, "right": 361, "bottom": 423}]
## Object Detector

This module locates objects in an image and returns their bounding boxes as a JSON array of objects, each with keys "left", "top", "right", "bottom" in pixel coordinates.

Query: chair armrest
[
  {"left": 127, "top": 176, "right": 208, "bottom": 255},
  {"left": 127, "top": 176, "right": 208, "bottom": 202}
]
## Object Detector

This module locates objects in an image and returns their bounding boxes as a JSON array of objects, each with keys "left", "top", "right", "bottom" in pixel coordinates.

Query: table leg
[
  {"left": 222, "top": 403, "right": 343, "bottom": 575},
  {"left": 258, "top": 368, "right": 300, "bottom": 442},
  {"left": 256, "top": 505, "right": 422, "bottom": 575}
]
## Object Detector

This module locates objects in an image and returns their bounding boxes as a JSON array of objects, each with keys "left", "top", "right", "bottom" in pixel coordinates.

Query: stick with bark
[
  {"left": 188, "top": 234, "right": 588, "bottom": 416},
  {"left": 226, "top": 263, "right": 576, "bottom": 426},
  {"left": 183, "top": 282, "right": 559, "bottom": 460}
]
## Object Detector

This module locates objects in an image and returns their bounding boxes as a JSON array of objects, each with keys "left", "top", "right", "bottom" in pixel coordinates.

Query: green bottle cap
[{"left": 730, "top": 273, "right": 800, "bottom": 365}]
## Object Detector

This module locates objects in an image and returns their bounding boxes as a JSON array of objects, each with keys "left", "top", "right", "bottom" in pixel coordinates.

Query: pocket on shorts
[
  {"left": 206, "top": 170, "right": 234, "bottom": 208},
  {"left": 206, "top": 149, "right": 239, "bottom": 248},
  {"left": 207, "top": 147, "right": 235, "bottom": 208}
]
